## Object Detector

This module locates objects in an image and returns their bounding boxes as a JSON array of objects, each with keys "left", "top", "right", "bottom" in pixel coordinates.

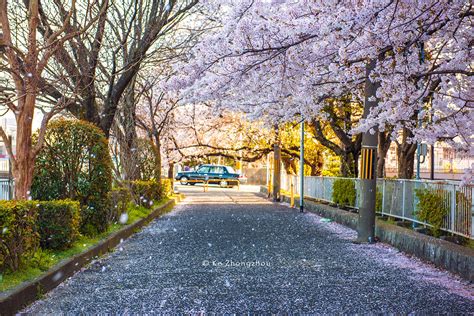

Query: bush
[
  {"left": 109, "top": 187, "right": 132, "bottom": 222},
  {"left": 161, "top": 178, "right": 173, "bottom": 198},
  {"left": 126, "top": 180, "right": 161, "bottom": 208},
  {"left": 37, "top": 200, "right": 81, "bottom": 250},
  {"left": 31, "top": 119, "right": 113, "bottom": 236},
  {"left": 415, "top": 188, "right": 448, "bottom": 237},
  {"left": 375, "top": 190, "right": 383, "bottom": 212},
  {"left": 332, "top": 178, "right": 356, "bottom": 207},
  {"left": 0, "top": 201, "right": 39, "bottom": 272}
]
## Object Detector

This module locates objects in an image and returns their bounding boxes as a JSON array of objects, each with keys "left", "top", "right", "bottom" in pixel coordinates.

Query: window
[
  {"left": 226, "top": 166, "right": 236, "bottom": 174},
  {"left": 210, "top": 166, "right": 224, "bottom": 173},
  {"left": 198, "top": 166, "right": 210, "bottom": 173}
]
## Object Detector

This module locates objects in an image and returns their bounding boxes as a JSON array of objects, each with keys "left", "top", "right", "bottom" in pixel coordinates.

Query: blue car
[{"left": 175, "top": 164, "right": 241, "bottom": 187}]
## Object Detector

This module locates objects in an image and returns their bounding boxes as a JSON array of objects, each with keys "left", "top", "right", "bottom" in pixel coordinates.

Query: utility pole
[
  {"left": 416, "top": 111, "right": 425, "bottom": 180},
  {"left": 299, "top": 119, "right": 304, "bottom": 212},
  {"left": 273, "top": 143, "right": 281, "bottom": 202},
  {"left": 357, "top": 59, "right": 379, "bottom": 243}
]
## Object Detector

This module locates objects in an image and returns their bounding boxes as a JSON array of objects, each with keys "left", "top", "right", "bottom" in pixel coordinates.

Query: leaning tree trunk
[
  {"left": 309, "top": 150, "right": 324, "bottom": 176},
  {"left": 340, "top": 151, "right": 357, "bottom": 177}
]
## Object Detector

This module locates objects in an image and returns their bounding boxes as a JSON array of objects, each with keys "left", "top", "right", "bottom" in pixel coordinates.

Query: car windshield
[{"left": 226, "top": 166, "right": 236, "bottom": 173}]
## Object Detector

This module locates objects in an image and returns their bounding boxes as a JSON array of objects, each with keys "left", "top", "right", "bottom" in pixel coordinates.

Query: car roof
[{"left": 200, "top": 164, "right": 229, "bottom": 168}]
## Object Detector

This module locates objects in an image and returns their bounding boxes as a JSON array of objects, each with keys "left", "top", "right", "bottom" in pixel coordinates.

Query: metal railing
[
  {"left": 0, "top": 178, "right": 13, "bottom": 200},
  {"left": 281, "top": 174, "right": 474, "bottom": 239}
]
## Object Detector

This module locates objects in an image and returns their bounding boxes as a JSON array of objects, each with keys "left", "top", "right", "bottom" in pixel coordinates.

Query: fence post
[
  {"left": 451, "top": 184, "right": 456, "bottom": 232},
  {"left": 471, "top": 186, "right": 474, "bottom": 239},
  {"left": 290, "top": 176, "right": 294, "bottom": 208},
  {"left": 382, "top": 179, "right": 386, "bottom": 214},
  {"left": 402, "top": 180, "right": 406, "bottom": 219}
]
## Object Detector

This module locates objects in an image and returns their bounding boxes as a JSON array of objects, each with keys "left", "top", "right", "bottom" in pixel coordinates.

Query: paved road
[{"left": 25, "top": 185, "right": 474, "bottom": 314}]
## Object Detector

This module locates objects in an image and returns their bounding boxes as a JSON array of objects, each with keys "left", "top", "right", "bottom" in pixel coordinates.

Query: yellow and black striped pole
[{"left": 357, "top": 58, "right": 379, "bottom": 243}]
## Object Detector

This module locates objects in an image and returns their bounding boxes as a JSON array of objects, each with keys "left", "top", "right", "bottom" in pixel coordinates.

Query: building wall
[{"left": 384, "top": 142, "right": 473, "bottom": 180}]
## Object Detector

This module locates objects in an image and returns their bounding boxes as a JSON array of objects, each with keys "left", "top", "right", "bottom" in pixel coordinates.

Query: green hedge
[
  {"left": 109, "top": 187, "right": 132, "bottom": 222},
  {"left": 0, "top": 201, "right": 39, "bottom": 272},
  {"left": 332, "top": 178, "right": 356, "bottom": 207},
  {"left": 415, "top": 188, "right": 448, "bottom": 237},
  {"left": 161, "top": 178, "right": 173, "bottom": 198},
  {"left": 126, "top": 180, "right": 161, "bottom": 208},
  {"left": 37, "top": 200, "right": 81, "bottom": 250},
  {"left": 31, "top": 119, "right": 113, "bottom": 236}
]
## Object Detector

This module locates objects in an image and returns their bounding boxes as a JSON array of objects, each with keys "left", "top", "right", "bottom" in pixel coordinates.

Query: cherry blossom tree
[
  {"left": 169, "top": 0, "right": 473, "bottom": 170},
  {"left": 0, "top": 0, "right": 105, "bottom": 199}
]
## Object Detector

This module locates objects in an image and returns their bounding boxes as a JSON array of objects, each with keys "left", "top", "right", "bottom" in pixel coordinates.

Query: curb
[
  {"left": 261, "top": 186, "right": 474, "bottom": 282},
  {"left": 0, "top": 195, "right": 183, "bottom": 315}
]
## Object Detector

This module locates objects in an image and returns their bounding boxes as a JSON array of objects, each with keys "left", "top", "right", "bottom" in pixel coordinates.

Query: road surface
[{"left": 25, "top": 185, "right": 474, "bottom": 314}]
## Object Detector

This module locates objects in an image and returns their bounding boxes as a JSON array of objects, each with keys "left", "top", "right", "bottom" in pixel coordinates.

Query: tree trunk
[
  {"left": 377, "top": 131, "right": 391, "bottom": 178},
  {"left": 396, "top": 128, "right": 417, "bottom": 179},
  {"left": 397, "top": 149, "right": 416, "bottom": 179},
  {"left": 309, "top": 150, "right": 324, "bottom": 176},
  {"left": 282, "top": 155, "right": 297, "bottom": 175},
  {"left": 340, "top": 151, "right": 356, "bottom": 177},
  {"left": 168, "top": 162, "right": 174, "bottom": 179},
  {"left": 115, "top": 79, "right": 141, "bottom": 180},
  {"left": 151, "top": 137, "right": 162, "bottom": 181},
  {"left": 14, "top": 95, "right": 36, "bottom": 199}
]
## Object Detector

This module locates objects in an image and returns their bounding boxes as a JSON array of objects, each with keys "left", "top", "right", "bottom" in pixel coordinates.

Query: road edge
[{"left": 0, "top": 194, "right": 184, "bottom": 316}]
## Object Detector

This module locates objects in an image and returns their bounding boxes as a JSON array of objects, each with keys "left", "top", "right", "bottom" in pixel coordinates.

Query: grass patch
[{"left": 0, "top": 198, "right": 170, "bottom": 293}]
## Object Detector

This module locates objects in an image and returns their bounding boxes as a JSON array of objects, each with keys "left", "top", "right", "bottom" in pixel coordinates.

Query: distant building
[
  {"left": 384, "top": 142, "right": 473, "bottom": 180},
  {"left": 0, "top": 117, "right": 16, "bottom": 174}
]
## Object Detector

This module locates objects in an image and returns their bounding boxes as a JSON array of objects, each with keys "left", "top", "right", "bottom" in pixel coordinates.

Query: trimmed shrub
[
  {"left": 37, "top": 200, "right": 81, "bottom": 250},
  {"left": 161, "top": 178, "right": 173, "bottom": 198},
  {"left": 0, "top": 201, "right": 39, "bottom": 272},
  {"left": 31, "top": 119, "right": 113, "bottom": 236},
  {"left": 375, "top": 190, "right": 383, "bottom": 212},
  {"left": 332, "top": 178, "right": 356, "bottom": 207},
  {"left": 127, "top": 180, "right": 161, "bottom": 208},
  {"left": 415, "top": 188, "right": 448, "bottom": 237},
  {"left": 109, "top": 187, "right": 132, "bottom": 222}
]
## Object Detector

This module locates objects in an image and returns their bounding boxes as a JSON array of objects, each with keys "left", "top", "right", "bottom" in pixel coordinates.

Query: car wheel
[
  {"left": 219, "top": 180, "right": 228, "bottom": 188},
  {"left": 180, "top": 176, "right": 189, "bottom": 185}
]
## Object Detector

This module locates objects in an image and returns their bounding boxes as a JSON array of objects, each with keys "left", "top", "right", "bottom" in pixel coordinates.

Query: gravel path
[{"left": 25, "top": 186, "right": 474, "bottom": 314}]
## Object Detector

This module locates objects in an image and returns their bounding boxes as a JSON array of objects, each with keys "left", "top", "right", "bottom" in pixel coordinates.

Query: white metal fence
[
  {"left": 0, "top": 179, "right": 13, "bottom": 200},
  {"left": 281, "top": 174, "right": 474, "bottom": 239}
]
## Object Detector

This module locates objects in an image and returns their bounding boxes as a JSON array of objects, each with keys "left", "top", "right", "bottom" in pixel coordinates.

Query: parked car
[{"left": 175, "top": 164, "right": 241, "bottom": 187}]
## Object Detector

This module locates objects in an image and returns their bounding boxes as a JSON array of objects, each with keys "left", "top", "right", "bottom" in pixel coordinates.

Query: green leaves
[
  {"left": 31, "top": 119, "right": 113, "bottom": 236},
  {"left": 0, "top": 201, "right": 39, "bottom": 272},
  {"left": 332, "top": 178, "right": 356, "bottom": 207},
  {"left": 415, "top": 188, "right": 448, "bottom": 237},
  {"left": 37, "top": 200, "right": 81, "bottom": 251}
]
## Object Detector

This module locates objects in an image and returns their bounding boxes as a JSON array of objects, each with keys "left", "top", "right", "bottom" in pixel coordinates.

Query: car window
[
  {"left": 198, "top": 166, "right": 210, "bottom": 173},
  {"left": 211, "top": 166, "right": 224, "bottom": 173},
  {"left": 226, "top": 166, "right": 235, "bottom": 173}
]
